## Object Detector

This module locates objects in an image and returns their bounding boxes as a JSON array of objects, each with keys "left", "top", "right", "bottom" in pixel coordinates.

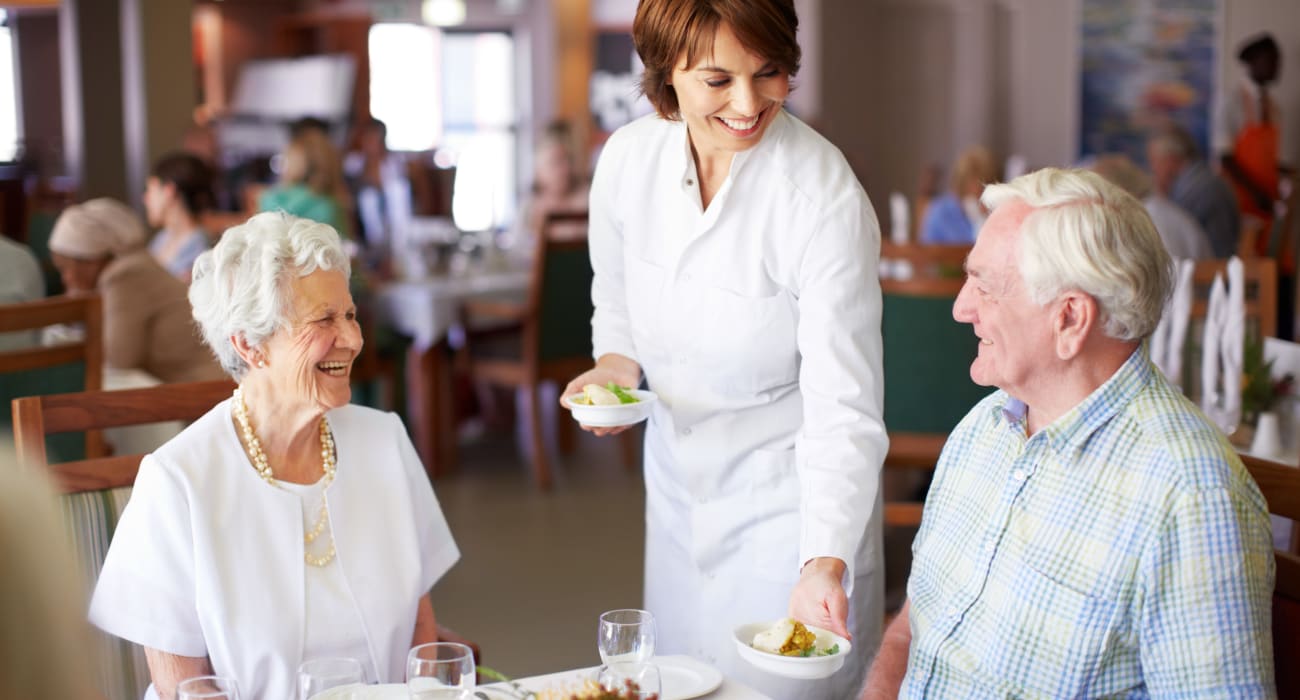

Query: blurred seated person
[
  {"left": 0, "top": 236, "right": 45, "bottom": 350},
  {"left": 260, "top": 125, "right": 352, "bottom": 238},
  {"left": 920, "top": 145, "right": 998, "bottom": 245},
  {"left": 509, "top": 120, "right": 590, "bottom": 250},
  {"left": 1091, "top": 153, "right": 1213, "bottom": 260},
  {"left": 89, "top": 213, "right": 460, "bottom": 699},
  {"left": 145, "top": 151, "right": 215, "bottom": 282},
  {"left": 345, "top": 118, "right": 412, "bottom": 250},
  {"left": 1147, "top": 123, "right": 1241, "bottom": 258},
  {"left": 49, "top": 198, "right": 224, "bottom": 383}
]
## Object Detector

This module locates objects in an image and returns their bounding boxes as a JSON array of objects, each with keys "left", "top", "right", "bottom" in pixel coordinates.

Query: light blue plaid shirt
[{"left": 902, "top": 349, "right": 1276, "bottom": 698}]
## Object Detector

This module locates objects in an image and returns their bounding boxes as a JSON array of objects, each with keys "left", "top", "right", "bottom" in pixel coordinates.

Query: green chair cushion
[{"left": 882, "top": 293, "right": 990, "bottom": 434}]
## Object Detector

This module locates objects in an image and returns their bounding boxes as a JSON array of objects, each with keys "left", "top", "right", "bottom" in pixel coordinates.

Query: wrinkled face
[
  {"left": 257, "top": 270, "right": 362, "bottom": 413},
  {"left": 670, "top": 22, "right": 790, "bottom": 158},
  {"left": 143, "top": 177, "right": 174, "bottom": 227},
  {"left": 952, "top": 200, "right": 1057, "bottom": 398},
  {"left": 51, "top": 252, "right": 109, "bottom": 294}
]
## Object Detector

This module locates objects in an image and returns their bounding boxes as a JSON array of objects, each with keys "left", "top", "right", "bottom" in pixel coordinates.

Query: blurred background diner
[{"left": 1, "top": 1, "right": 1300, "bottom": 698}]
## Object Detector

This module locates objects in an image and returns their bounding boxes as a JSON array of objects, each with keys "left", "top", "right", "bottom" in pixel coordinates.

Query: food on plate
[
  {"left": 570, "top": 383, "right": 640, "bottom": 406},
  {"left": 751, "top": 618, "right": 840, "bottom": 657},
  {"left": 536, "top": 678, "right": 659, "bottom": 700}
]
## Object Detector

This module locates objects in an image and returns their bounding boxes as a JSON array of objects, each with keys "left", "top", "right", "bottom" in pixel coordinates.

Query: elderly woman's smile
[{"left": 257, "top": 268, "right": 365, "bottom": 412}]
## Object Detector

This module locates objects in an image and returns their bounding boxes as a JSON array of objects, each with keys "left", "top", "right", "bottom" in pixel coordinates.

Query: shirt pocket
[
  {"left": 692, "top": 283, "right": 798, "bottom": 395},
  {"left": 624, "top": 253, "right": 666, "bottom": 357},
  {"left": 980, "top": 559, "right": 1122, "bottom": 697}
]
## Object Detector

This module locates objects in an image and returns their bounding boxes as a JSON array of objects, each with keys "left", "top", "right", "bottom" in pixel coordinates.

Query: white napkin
[
  {"left": 1156, "top": 259, "right": 1195, "bottom": 386},
  {"left": 1221, "top": 256, "right": 1246, "bottom": 428},
  {"left": 1201, "top": 272, "right": 1227, "bottom": 427},
  {"left": 889, "top": 192, "right": 910, "bottom": 245}
]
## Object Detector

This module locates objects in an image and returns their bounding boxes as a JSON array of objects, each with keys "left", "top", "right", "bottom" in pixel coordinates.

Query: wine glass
[
  {"left": 597, "top": 609, "right": 656, "bottom": 665},
  {"left": 597, "top": 662, "right": 662, "bottom": 700},
  {"left": 297, "top": 657, "right": 365, "bottom": 700},
  {"left": 177, "top": 675, "right": 240, "bottom": 700},
  {"left": 406, "top": 642, "right": 476, "bottom": 699}
]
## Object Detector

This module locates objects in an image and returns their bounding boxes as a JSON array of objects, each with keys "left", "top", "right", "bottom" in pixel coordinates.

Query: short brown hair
[{"left": 633, "top": 0, "right": 800, "bottom": 120}]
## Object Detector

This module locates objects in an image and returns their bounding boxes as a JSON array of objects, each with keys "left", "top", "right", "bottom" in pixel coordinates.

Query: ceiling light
[{"left": 423, "top": 0, "right": 466, "bottom": 27}]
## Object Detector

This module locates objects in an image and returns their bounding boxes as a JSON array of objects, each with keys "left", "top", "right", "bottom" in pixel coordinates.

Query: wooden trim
[
  {"left": 50, "top": 455, "right": 144, "bottom": 493},
  {"left": 0, "top": 344, "right": 85, "bottom": 371},
  {"left": 881, "top": 276, "right": 965, "bottom": 298},
  {"left": 34, "top": 381, "right": 236, "bottom": 434},
  {"left": 1278, "top": 552, "right": 1300, "bottom": 603},
  {"left": 1190, "top": 257, "right": 1277, "bottom": 339},
  {"left": 1241, "top": 454, "right": 1300, "bottom": 521},
  {"left": 884, "top": 502, "right": 924, "bottom": 527},
  {"left": 885, "top": 432, "right": 947, "bottom": 467}
]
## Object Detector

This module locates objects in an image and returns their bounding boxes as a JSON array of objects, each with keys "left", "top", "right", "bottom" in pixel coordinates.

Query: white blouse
[{"left": 89, "top": 400, "right": 460, "bottom": 700}]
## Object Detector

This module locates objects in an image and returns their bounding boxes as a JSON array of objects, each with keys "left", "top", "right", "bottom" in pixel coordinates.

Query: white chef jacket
[
  {"left": 89, "top": 400, "right": 460, "bottom": 700},
  {"left": 589, "top": 110, "right": 887, "bottom": 698}
]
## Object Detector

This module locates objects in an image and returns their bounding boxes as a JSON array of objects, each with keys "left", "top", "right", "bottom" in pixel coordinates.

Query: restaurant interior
[{"left": 2, "top": 0, "right": 1300, "bottom": 698}]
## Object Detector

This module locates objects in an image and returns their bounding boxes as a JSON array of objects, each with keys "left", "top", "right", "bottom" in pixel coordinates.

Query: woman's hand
[
  {"left": 788, "top": 557, "right": 852, "bottom": 641},
  {"left": 560, "top": 353, "right": 642, "bottom": 436}
]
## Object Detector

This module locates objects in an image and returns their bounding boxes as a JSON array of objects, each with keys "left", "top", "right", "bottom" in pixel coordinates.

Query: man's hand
[{"left": 789, "top": 556, "right": 852, "bottom": 640}]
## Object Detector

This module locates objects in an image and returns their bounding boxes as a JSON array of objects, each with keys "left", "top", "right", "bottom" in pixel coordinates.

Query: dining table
[{"left": 372, "top": 262, "right": 532, "bottom": 478}]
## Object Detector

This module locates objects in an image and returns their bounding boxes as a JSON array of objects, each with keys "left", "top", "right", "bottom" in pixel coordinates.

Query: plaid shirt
[{"left": 902, "top": 349, "right": 1276, "bottom": 698}]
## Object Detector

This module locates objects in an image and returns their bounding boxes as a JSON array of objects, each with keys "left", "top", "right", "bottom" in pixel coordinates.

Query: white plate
[
  {"left": 561, "top": 389, "right": 657, "bottom": 427},
  {"left": 658, "top": 655, "right": 724, "bottom": 700},
  {"left": 733, "top": 621, "right": 852, "bottom": 680}
]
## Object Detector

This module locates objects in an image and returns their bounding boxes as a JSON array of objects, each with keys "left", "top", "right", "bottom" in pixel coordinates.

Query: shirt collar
[
  {"left": 990, "top": 346, "right": 1151, "bottom": 453},
  {"left": 674, "top": 109, "right": 788, "bottom": 183}
]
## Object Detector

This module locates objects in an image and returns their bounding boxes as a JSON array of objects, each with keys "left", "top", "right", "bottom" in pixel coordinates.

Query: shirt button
[
  {"left": 1012, "top": 469, "right": 1027, "bottom": 481},
  {"left": 681, "top": 427, "right": 692, "bottom": 436},
  {"left": 685, "top": 178, "right": 695, "bottom": 187}
]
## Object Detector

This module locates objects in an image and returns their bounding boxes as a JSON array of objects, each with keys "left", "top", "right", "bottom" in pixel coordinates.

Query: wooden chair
[
  {"left": 12, "top": 380, "right": 481, "bottom": 694},
  {"left": 1190, "top": 257, "right": 1278, "bottom": 340},
  {"left": 879, "top": 276, "right": 986, "bottom": 528},
  {"left": 460, "top": 211, "right": 637, "bottom": 489},
  {"left": 0, "top": 294, "right": 105, "bottom": 459},
  {"left": 1239, "top": 454, "right": 1300, "bottom": 697},
  {"left": 879, "top": 241, "right": 971, "bottom": 281}
]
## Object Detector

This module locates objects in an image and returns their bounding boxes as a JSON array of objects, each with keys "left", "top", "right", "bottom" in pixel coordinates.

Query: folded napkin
[
  {"left": 1151, "top": 259, "right": 1195, "bottom": 386},
  {"left": 1201, "top": 271, "right": 1227, "bottom": 428},
  {"left": 1221, "top": 256, "right": 1246, "bottom": 428},
  {"left": 889, "top": 192, "right": 910, "bottom": 245}
]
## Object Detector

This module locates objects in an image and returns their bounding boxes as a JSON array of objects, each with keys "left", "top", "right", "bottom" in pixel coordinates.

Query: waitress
[{"left": 561, "top": 0, "right": 886, "bottom": 697}]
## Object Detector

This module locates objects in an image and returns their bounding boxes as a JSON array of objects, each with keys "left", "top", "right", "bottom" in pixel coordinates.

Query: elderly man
[
  {"left": 1147, "top": 124, "right": 1241, "bottom": 258},
  {"left": 862, "top": 168, "right": 1275, "bottom": 698}
]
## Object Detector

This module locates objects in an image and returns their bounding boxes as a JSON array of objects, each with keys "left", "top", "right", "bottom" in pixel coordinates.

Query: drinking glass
[
  {"left": 406, "top": 642, "right": 476, "bottom": 699},
  {"left": 297, "top": 657, "right": 365, "bottom": 700},
  {"left": 177, "top": 676, "right": 240, "bottom": 700},
  {"left": 597, "top": 609, "right": 656, "bottom": 666},
  {"left": 597, "top": 662, "right": 662, "bottom": 700}
]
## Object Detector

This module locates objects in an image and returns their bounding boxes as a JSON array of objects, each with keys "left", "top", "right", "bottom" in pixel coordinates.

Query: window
[
  {"left": 369, "top": 24, "right": 517, "bottom": 232},
  {"left": 0, "top": 11, "right": 21, "bottom": 162}
]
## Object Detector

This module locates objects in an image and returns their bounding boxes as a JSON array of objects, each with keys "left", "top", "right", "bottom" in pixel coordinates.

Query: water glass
[
  {"left": 406, "top": 642, "right": 476, "bottom": 699},
  {"left": 597, "top": 662, "right": 662, "bottom": 700},
  {"left": 597, "top": 609, "right": 656, "bottom": 665},
  {"left": 297, "top": 657, "right": 365, "bottom": 700},
  {"left": 177, "top": 675, "right": 240, "bottom": 700}
]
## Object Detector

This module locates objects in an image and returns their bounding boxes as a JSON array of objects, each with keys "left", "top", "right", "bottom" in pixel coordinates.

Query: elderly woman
[
  {"left": 49, "top": 198, "right": 223, "bottom": 383},
  {"left": 561, "top": 1, "right": 885, "bottom": 697},
  {"left": 145, "top": 151, "right": 215, "bottom": 282},
  {"left": 88, "top": 213, "right": 460, "bottom": 699}
]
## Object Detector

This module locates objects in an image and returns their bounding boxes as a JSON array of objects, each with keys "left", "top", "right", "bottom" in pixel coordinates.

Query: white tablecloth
[
  {"left": 373, "top": 269, "right": 531, "bottom": 351},
  {"left": 488, "top": 656, "right": 769, "bottom": 699}
]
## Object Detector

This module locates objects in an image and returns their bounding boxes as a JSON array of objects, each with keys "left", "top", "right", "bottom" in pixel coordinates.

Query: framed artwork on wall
[{"left": 1079, "top": 0, "right": 1220, "bottom": 165}]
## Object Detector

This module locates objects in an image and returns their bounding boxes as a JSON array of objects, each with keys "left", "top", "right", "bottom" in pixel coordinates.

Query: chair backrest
[
  {"left": 0, "top": 294, "right": 106, "bottom": 458},
  {"left": 13, "top": 380, "right": 236, "bottom": 492},
  {"left": 881, "top": 276, "right": 986, "bottom": 528},
  {"left": 530, "top": 211, "right": 593, "bottom": 366},
  {"left": 11, "top": 379, "right": 234, "bottom": 700},
  {"left": 1239, "top": 453, "right": 1300, "bottom": 697},
  {"left": 880, "top": 241, "right": 971, "bottom": 281},
  {"left": 1190, "top": 257, "right": 1277, "bottom": 340}
]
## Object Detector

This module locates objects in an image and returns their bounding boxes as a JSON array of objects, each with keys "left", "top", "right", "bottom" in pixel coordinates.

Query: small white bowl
[
  {"left": 733, "top": 621, "right": 852, "bottom": 680},
  {"left": 562, "top": 389, "right": 657, "bottom": 427}
]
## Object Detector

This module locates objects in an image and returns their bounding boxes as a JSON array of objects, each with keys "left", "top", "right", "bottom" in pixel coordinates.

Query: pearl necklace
[{"left": 232, "top": 388, "right": 338, "bottom": 567}]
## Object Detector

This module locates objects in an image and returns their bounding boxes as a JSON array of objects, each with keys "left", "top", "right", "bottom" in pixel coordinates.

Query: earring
[{"left": 256, "top": 360, "right": 266, "bottom": 368}]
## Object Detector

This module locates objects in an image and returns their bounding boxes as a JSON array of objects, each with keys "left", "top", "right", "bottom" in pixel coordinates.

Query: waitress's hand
[
  {"left": 789, "top": 557, "right": 852, "bottom": 641},
  {"left": 560, "top": 353, "right": 642, "bottom": 436}
]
